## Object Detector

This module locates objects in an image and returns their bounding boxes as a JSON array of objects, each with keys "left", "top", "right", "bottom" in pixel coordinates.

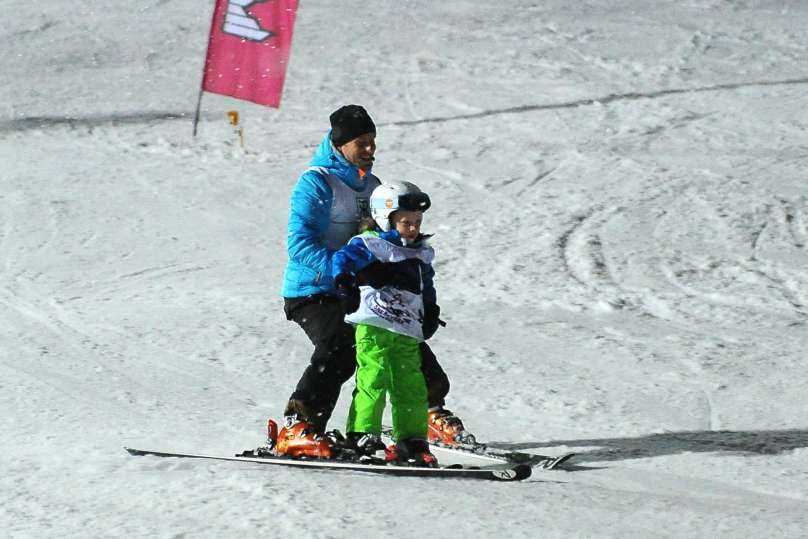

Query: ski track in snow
[{"left": 3, "top": 1, "right": 808, "bottom": 537}]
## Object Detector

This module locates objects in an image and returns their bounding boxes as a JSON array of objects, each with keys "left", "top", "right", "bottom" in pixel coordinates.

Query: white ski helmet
[{"left": 369, "top": 181, "right": 431, "bottom": 232}]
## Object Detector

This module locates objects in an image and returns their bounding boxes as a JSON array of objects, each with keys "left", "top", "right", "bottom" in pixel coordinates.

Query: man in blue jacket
[{"left": 275, "top": 105, "right": 472, "bottom": 458}]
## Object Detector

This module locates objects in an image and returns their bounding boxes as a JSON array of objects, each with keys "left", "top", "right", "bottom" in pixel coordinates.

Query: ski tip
[
  {"left": 535, "top": 453, "right": 575, "bottom": 470},
  {"left": 491, "top": 463, "right": 532, "bottom": 481},
  {"left": 125, "top": 447, "right": 163, "bottom": 457}
]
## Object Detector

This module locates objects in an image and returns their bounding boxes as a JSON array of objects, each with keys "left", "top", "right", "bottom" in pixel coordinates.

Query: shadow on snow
[{"left": 490, "top": 429, "right": 808, "bottom": 464}]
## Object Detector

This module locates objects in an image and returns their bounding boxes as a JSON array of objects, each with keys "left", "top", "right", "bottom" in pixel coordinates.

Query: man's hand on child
[{"left": 334, "top": 273, "right": 360, "bottom": 314}]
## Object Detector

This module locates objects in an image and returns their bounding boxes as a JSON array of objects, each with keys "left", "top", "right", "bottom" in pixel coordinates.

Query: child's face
[{"left": 391, "top": 210, "right": 423, "bottom": 241}]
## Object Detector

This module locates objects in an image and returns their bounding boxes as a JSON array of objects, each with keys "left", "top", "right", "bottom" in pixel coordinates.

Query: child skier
[{"left": 331, "top": 181, "right": 442, "bottom": 466}]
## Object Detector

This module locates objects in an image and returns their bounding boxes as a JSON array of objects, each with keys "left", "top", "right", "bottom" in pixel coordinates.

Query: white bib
[{"left": 344, "top": 235, "right": 435, "bottom": 341}]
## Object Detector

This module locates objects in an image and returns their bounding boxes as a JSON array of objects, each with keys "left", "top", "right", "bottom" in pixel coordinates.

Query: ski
[
  {"left": 124, "top": 447, "right": 532, "bottom": 481},
  {"left": 431, "top": 444, "right": 575, "bottom": 470},
  {"left": 381, "top": 426, "right": 574, "bottom": 470}
]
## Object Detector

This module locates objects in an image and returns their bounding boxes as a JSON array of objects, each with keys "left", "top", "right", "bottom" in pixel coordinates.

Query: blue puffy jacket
[{"left": 281, "top": 131, "right": 379, "bottom": 298}]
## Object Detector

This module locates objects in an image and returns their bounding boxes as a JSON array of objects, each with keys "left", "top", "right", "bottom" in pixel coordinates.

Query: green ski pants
[{"left": 346, "top": 324, "right": 428, "bottom": 442}]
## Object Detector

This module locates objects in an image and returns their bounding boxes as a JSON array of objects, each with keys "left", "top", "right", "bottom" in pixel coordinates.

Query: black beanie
[{"left": 329, "top": 105, "right": 376, "bottom": 147}]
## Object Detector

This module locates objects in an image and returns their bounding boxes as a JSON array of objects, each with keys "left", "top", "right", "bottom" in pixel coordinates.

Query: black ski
[{"left": 124, "top": 447, "right": 532, "bottom": 481}]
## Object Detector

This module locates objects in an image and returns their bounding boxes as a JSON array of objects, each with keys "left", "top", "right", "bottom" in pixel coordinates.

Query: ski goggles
[{"left": 397, "top": 192, "right": 431, "bottom": 212}]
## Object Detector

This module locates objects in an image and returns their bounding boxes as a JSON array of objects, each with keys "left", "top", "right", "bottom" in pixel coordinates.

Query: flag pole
[
  {"left": 194, "top": 0, "right": 220, "bottom": 137},
  {"left": 192, "top": 88, "right": 204, "bottom": 137}
]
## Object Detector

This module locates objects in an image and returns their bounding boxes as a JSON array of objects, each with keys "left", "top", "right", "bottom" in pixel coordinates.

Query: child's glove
[
  {"left": 422, "top": 303, "right": 441, "bottom": 340},
  {"left": 356, "top": 261, "right": 396, "bottom": 289},
  {"left": 334, "top": 273, "right": 360, "bottom": 314}
]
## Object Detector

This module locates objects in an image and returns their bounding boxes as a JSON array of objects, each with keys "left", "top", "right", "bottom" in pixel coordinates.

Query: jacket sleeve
[
  {"left": 287, "top": 171, "right": 334, "bottom": 273},
  {"left": 332, "top": 236, "right": 377, "bottom": 278},
  {"left": 421, "top": 263, "right": 437, "bottom": 306}
]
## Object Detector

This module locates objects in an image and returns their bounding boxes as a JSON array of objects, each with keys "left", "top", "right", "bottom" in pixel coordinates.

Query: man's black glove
[
  {"left": 334, "top": 273, "right": 360, "bottom": 314},
  {"left": 422, "top": 303, "right": 441, "bottom": 340},
  {"left": 355, "top": 261, "right": 396, "bottom": 289}
]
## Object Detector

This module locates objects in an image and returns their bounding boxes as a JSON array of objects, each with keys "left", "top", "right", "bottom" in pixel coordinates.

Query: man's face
[
  {"left": 392, "top": 210, "right": 423, "bottom": 242},
  {"left": 338, "top": 133, "right": 376, "bottom": 170}
]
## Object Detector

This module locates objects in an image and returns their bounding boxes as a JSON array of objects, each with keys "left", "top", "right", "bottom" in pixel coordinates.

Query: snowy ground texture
[{"left": 3, "top": 1, "right": 808, "bottom": 537}]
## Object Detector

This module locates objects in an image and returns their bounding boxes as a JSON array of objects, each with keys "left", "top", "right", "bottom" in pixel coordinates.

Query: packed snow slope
[{"left": 3, "top": 1, "right": 808, "bottom": 537}]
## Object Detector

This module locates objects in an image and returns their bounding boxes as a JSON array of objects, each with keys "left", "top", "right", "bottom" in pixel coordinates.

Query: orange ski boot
[
  {"left": 427, "top": 407, "right": 476, "bottom": 447},
  {"left": 274, "top": 416, "right": 333, "bottom": 459}
]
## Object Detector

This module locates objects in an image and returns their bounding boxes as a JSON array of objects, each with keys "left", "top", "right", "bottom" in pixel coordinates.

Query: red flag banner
[{"left": 201, "top": 0, "right": 300, "bottom": 108}]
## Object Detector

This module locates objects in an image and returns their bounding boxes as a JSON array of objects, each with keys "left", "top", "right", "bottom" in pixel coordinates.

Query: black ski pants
[{"left": 284, "top": 294, "right": 449, "bottom": 432}]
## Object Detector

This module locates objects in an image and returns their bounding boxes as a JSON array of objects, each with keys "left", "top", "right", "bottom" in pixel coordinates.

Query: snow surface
[{"left": 3, "top": 1, "right": 808, "bottom": 537}]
